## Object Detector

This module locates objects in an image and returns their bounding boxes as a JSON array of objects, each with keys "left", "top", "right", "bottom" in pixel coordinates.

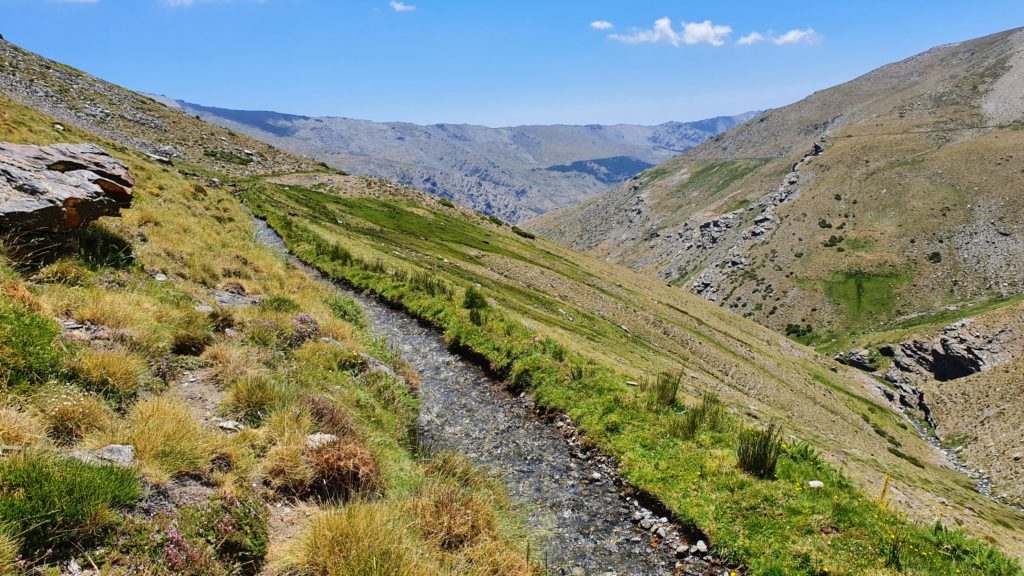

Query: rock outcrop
[
  {"left": 0, "top": 142, "right": 133, "bottom": 234},
  {"left": 888, "top": 320, "right": 990, "bottom": 382}
]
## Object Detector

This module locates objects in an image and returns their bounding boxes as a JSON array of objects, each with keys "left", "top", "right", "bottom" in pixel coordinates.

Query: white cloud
[
  {"left": 738, "top": 28, "right": 821, "bottom": 46},
  {"left": 609, "top": 17, "right": 680, "bottom": 46},
  {"left": 773, "top": 28, "right": 820, "bottom": 45},
  {"left": 737, "top": 32, "right": 765, "bottom": 46},
  {"left": 609, "top": 17, "right": 731, "bottom": 47},
  {"left": 589, "top": 20, "right": 614, "bottom": 30},
  {"left": 681, "top": 20, "right": 732, "bottom": 46},
  {"left": 389, "top": 0, "right": 416, "bottom": 12}
]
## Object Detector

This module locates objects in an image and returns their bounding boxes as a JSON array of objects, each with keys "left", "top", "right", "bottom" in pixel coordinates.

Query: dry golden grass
[
  {"left": 306, "top": 438, "right": 381, "bottom": 501},
  {"left": 74, "top": 348, "right": 147, "bottom": 397},
  {"left": 0, "top": 279, "right": 46, "bottom": 312},
  {"left": 202, "top": 340, "right": 262, "bottom": 386},
  {"left": 262, "top": 404, "right": 314, "bottom": 444},
  {"left": 0, "top": 405, "right": 48, "bottom": 448},
  {"left": 94, "top": 396, "right": 212, "bottom": 483},
  {"left": 305, "top": 394, "right": 356, "bottom": 438},
  {"left": 0, "top": 531, "right": 18, "bottom": 576},
  {"left": 412, "top": 483, "right": 496, "bottom": 550},
  {"left": 267, "top": 501, "right": 438, "bottom": 576},
  {"left": 262, "top": 435, "right": 313, "bottom": 497},
  {"left": 36, "top": 387, "right": 112, "bottom": 444},
  {"left": 33, "top": 259, "right": 90, "bottom": 286},
  {"left": 461, "top": 540, "right": 537, "bottom": 576}
]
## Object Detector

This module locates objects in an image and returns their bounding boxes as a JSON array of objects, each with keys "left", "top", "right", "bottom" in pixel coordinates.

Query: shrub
[
  {"left": 487, "top": 215, "right": 505, "bottom": 226},
  {"left": 262, "top": 437, "right": 313, "bottom": 496},
  {"left": 0, "top": 452, "right": 141, "bottom": 556},
  {"left": 198, "top": 493, "right": 269, "bottom": 575},
  {"left": 463, "top": 286, "right": 489, "bottom": 311},
  {"left": 413, "top": 483, "right": 495, "bottom": 550},
  {"left": 227, "top": 375, "right": 281, "bottom": 425},
  {"left": 643, "top": 371, "right": 681, "bottom": 410},
  {"left": 818, "top": 218, "right": 833, "bottom": 229},
  {"left": 409, "top": 271, "right": 454, "bottom": 298},
  {"left": 438, "top": 198, "right": 455, "bottom": 208},
  {"left": 325, "top": 295, "right": 365, "bottom": 327},
  {"left": 306, "top": 439, "right": 381, "bottom": 501},
  {"left": 38, "top": 387, "right": 112, "bottom": 444},
  {"left": 293, "top": 341, "right": 365, "bottom": 372},
  {"left": 0, "top": 406, "right": 47, "bottom": 448},
  {"left": 511, "top": 226, "right": 536, "bottom": 239},
  {"left": 927, "top": 251, "right": 943, "bottom": 263},
  {"left": 244, "top": 318, "right": 295, "bottom": 350},
  {"left": 260, "top": 295, "right": 301, "bottom": 313},
  {"left": 0, "top": 297, "right": 64, "bottom": 390},
  {"left": 109, "top": 397, "right": 211, "bottom": 482},
  {"left": 307, "top": 394, "right": 356, "bottom": 438},
  {"left": 823, "top": 235, "right": 844, "bottom": 248},
  {"left": 75, "top": 349, "right": 147, "bottom": 398},
  {"left": 671, "top": 392, "right": 729, "bottom": 439},
  {"left": 737, "top": 423, "right": 783, "bottom": 479},
  {"left": 268, "top": 502, "right": 433, "bottom": 576},
  {"left": 79, "top": 222, "right": 134, "bottom": 269},
  {"left": 171, "top": 313, "right": 214, "bottom": 356},
  {"left": 34, "top": 259, "right": 91, "bottom": 285}
]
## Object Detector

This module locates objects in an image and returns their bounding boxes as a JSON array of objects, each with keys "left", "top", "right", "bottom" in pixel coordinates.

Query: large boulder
[{"left": 0, "top": 142, "right": 133, "bottom": 234}]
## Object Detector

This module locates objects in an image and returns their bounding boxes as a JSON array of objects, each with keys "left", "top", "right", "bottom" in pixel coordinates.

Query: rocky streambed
[{"left": 253, "top": 218, "right": 726, "bottom": 576}]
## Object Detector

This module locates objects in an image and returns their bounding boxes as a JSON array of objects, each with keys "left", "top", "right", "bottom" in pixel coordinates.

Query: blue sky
[{"left": 2, "top": 1, "right": 1022, "bottom": 126}]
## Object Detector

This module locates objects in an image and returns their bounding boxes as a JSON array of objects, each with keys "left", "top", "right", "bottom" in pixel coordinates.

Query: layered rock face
[{"left": 0, "top": 142, "right": 133, "bottom": 234}]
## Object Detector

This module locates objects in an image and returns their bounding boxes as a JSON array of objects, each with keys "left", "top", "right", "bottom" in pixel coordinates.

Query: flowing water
[{"left": 254, "top": 218, "right": 719, "bottom": 576}]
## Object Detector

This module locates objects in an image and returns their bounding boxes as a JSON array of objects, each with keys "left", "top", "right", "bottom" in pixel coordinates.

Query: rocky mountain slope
[
  {"left": 158, "top": 97, "right": 754, "bottom": 222},
  {"left": 0, "top": 40, "right": 320, "bottom": 177},
  {"left": 2, "top": 36, "right": 1023, "bottom": 575},
  {"left": 528, "top": 27, "right": 1024, "bottom": 338}
]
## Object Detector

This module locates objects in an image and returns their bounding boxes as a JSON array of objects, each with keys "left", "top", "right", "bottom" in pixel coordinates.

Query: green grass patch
[
  {"left": 0, "top": 293, "right": 65, "bottom": 391},
  {"left": 242, "top": 180, "right": 1022, "bottom": 576},
  {"left": 0, "top": 452, "right": 142, "bottom": 556},
  {"left": 823, "top": 268, "right": 910, "bottom": 327}
]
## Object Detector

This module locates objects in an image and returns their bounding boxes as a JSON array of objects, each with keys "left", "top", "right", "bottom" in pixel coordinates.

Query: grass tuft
[
  {"left": 0, "top": 452, "right": 141, "bottom": 556},
  {"left": 737, "top": 423, "right": 783, "bottom": 479}
]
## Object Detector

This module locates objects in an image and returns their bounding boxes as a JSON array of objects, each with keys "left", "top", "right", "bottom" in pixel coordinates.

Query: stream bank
[{"left": 252, "top": 217, "right": 728, "bottom": 576}]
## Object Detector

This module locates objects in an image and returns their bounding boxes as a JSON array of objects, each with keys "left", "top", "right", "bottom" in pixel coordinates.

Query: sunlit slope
[
  {"left": 527, "top": 28, "right": 1024, "bottom": 337},
  {"left": 242, "top": 174, "right": 1024, "bottom": 569}
]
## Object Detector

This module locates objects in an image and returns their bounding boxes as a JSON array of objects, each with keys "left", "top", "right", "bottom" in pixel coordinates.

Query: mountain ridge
[{"left": 160, "top": 96, "right": 756, "bottom": 222}]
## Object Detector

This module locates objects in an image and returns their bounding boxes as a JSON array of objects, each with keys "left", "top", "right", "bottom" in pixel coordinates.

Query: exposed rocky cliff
[{"left": 0, "top": 142, "right": 132, "bottom": 234}]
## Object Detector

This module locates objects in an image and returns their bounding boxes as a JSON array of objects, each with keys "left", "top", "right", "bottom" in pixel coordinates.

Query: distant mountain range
[{"left": 149, "top": 94, "right": 755, "bottom": 223}]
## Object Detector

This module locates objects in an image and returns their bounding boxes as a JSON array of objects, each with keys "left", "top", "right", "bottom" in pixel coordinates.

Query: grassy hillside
[
  {"left": 0, "top": 98, "right": 536, "bottom": 575},
  {"left": 242, "top": 170, "right": 1024, "bottom": 574},
  {"left": 3, "top": 36, "right": 1022, "bottom": 576},
  {"left": 527, "top": 28, "right": 1024, "bottom": 339}
]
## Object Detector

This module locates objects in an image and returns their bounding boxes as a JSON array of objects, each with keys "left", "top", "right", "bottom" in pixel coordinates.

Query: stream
[{"left": 252, "top": 218, "right": 721, "bottom": 576}]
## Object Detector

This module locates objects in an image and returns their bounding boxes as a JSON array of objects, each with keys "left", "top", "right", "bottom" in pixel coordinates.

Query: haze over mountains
[{"left": 154, "top": 96, "right": 754, "bottom": 223}]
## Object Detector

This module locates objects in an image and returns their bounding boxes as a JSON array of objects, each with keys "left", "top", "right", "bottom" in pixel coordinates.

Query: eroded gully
[{"left": 253, "top": 217, "right": 726, "bottom": 576}]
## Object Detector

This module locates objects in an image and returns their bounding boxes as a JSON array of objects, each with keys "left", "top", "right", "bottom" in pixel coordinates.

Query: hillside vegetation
[
  {"left": 0, "top": 98, "right": 536, "bottom": 575},
  {"left": 243, "top": 170, "right": 1024, "bottom": 574},
  {"left": 2, "top": 35, "right": 1023, "bottom": 576},
  {"left": 527, "top": 28, "right": 1024, "bottom": 339}
]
